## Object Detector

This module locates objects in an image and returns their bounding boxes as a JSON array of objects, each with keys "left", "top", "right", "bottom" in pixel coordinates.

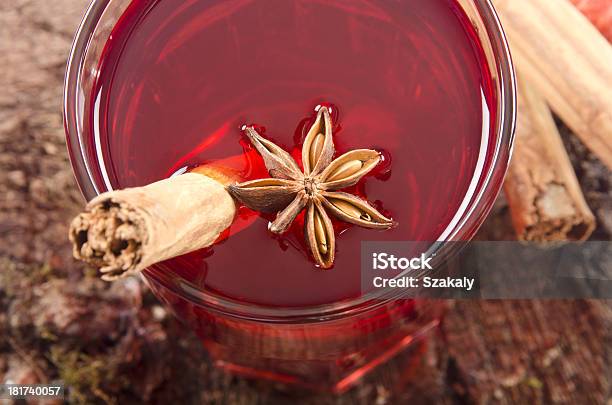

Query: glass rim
[{"left": 64, "top": 0, "right": 516, "bottom": 322}]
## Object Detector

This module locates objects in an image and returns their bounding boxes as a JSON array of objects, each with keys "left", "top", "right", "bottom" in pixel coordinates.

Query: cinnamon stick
[
  {"left": 504, "top": 75, "right": 595, "bottom": 241},
  {"left": 69, "top": 172, "right": 236, "bottom": 281},
  {"left": 570, "top": 0, "right": 612, "bottom": 42},
  {"left": 492, "top": 0, "right": 612, "bottom": 169}
]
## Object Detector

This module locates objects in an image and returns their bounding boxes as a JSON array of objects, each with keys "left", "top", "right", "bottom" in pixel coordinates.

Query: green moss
[
  {"left": 525, "top": 376, "right": 543, "bottom": 389},
  {"left": 50, "top": 347, "right": 117, "bottom": 404}
]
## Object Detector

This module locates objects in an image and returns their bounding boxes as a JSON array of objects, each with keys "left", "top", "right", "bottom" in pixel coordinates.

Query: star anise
[{"left": 228, "top": 106, "right": 396, "bottom": 269}]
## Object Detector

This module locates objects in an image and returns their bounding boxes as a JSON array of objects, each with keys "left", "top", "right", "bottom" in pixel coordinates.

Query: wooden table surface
[{"left": 0, "top": 1, "right": 609, "bottom": 403}]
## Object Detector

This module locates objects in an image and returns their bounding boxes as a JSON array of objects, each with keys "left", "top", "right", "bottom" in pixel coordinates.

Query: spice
[
  {"left": 503, "top": 73, "right": 595, "bottom": 241},
  {"left": 228, "top": 106, "right": 396, "bottom": 268},
  {"left": 69, "top": 172, "right": 236, "bottom": 280},
  {"left": 570, "top": 0, "right": 612, "bottom": 42},
  {"left": 492, "top": 0, "right": 612, "bottom": 170}
]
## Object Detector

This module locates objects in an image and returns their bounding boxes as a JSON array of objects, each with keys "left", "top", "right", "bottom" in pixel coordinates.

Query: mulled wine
[{"left": 67, "top": 0, "right": 514, "bottom": 390}]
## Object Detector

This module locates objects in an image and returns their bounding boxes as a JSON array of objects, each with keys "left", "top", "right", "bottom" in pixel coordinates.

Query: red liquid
[{"left": 87, "top": 0, "right": 495, "bottom": 306}]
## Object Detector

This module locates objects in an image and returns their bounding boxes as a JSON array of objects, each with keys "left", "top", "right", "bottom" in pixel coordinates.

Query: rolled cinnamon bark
[
  {"left": 69, "top": 172, "right": 236, "bottom": 281},
  {"left": 570, "top": 0, "right": 612, "bottom": 42},
  {"left": 492, "top": 0, "right": 612, "bottom": 169},
  {"left": 504, "top": 75, "right": 595, "bottom": 241}
]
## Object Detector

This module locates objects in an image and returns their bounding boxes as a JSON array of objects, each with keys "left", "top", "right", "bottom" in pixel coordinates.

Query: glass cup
[{"left": 64, "top": 0, "right": 516, "bottom": 392}]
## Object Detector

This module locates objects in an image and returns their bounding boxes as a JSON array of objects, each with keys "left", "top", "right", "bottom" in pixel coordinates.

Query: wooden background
[{"left": 0, "top": 1, "right": 609, "bottom": 403}]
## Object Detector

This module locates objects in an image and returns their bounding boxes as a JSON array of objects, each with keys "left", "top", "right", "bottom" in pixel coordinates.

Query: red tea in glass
[{"left": 65, "top": 0, "right": 515, "bottom": 391}]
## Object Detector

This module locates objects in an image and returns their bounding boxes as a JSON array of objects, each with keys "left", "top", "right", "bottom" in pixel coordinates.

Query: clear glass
[{"left": 64, "top": 0, "right": 516, "bottom": 392}]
